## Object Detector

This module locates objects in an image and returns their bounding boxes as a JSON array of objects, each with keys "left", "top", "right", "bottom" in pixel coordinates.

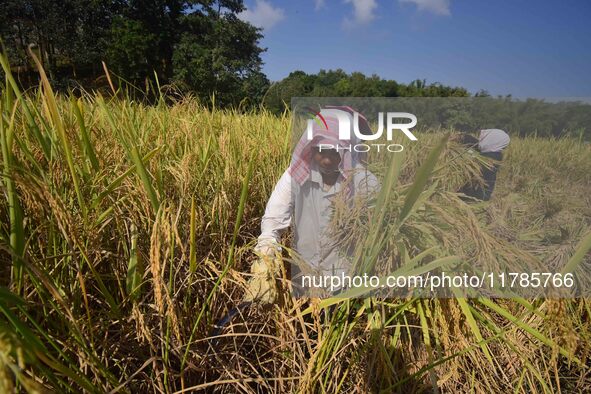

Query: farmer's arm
[
  {"left": 246, "top": 170, "right": 293, "bottom": 304},
  {"left": 255, "top": 169, "right": 294, "bottom": 254}
]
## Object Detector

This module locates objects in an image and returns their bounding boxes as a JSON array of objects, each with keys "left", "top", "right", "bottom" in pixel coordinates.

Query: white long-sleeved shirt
[{"left": 256, "top": 164, "right": 379, "bottom": 276}]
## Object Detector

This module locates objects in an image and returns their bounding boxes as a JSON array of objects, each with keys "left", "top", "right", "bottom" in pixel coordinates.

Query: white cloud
[
  {"left": 399, "top": 0, "right": 451, "bottom": 16},
  {"left": 238, "top": 0, "right": 286, "bottom": 30},
  {"left": 343, "top": 0, "right": 378, "bottom": 27},
  {"left": 315, "top": 0, "right": 326, "bottom": 10}
]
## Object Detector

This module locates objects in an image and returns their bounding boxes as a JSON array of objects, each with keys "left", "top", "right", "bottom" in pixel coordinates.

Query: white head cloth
[{"left": 478, "top": 129, "right": 510, "bottom": 153}]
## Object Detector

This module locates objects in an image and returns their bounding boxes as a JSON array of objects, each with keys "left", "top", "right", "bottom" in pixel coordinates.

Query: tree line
[{"left": 262, "top": 70, "right": 471, "bottom": 113}]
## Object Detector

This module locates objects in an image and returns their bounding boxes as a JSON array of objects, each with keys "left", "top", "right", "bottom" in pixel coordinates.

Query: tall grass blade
[
  {"left": 452, "top": 291, "right": 494, "bottom": 364},
  {"left": 398, "top": 133, "right": 449, "bottom": 224},
  {"left": 28, "top": 49, "right": 87, "bottom": 218},
  {"left": 71, "top": 97, "right": 99, "bottom": 172},
  {"left": 126, "top": 223, "right": 143, "bottom": 301},
  {"left": 0, "top": 96, "right": 26, "bottom": 290},
  {"left": 189, "top": 197, "right": 197, "bottom": 273},
  {"left": 0, "top": 52, "right": 52, "bottom": 160},
  {"left": 561, "top": 231, "right": 591, "bottom": 275}
]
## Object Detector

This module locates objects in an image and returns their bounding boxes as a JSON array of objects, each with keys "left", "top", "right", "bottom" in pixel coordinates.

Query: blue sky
[{"left": 238, "top": 0, "right": 591, "bottom": 98}]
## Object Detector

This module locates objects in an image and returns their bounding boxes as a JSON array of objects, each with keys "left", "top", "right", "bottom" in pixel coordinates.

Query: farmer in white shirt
[{"left": 244, "top": 108, "right": 379, "bottom": 304}]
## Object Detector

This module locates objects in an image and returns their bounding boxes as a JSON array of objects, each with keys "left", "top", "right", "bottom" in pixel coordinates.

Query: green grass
[{"left": 0, "top": 55, "right": 590, "bottom": 393}]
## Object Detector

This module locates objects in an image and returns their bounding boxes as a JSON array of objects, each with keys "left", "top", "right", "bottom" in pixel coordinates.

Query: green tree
[
  {"left": 106, "top": 16, "right": 157, "bottom": 83},
  {"left": 1, "top": 0, "right": 269, "bottom": 106},
  {"left": 1, "top": 0, "right": 119, "bottom": 80},
  {"left": 171, "top": 7, "right": 268, "bottom": 107},
  {"left": 263, "top": 71, "right": 316, "bottom": 113}
]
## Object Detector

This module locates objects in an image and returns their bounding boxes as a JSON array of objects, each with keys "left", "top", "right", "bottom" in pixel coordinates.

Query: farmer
[
  {"left": 459, "top": 129, "right": 510, "bottom": 201},
  {"left": 244, "top": 107, "right": 379, "bottom": 304}
]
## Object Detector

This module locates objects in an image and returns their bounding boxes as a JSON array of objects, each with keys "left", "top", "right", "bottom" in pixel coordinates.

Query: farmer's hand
[{"left": 243, "top": 246, "right": 282, "bottom": 304}]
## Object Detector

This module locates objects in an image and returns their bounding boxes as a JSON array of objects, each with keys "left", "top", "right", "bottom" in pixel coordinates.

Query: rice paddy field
[{"left": 1, "top": 57, "right": 591, "bottom": 393}]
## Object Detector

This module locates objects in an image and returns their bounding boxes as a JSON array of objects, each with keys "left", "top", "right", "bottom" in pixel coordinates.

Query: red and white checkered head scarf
[{"left": 289, "top": 107, "right": 367, "bottom": 187}]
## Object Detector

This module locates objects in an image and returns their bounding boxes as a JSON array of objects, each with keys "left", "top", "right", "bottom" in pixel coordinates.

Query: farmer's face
[{"left": 312, "top": 147, "right": 341, "bottom": 173}]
